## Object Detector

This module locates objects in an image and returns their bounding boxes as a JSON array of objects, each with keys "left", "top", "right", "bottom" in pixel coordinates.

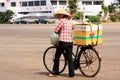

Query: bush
[
  {"left": 73, "top": 12, "right": 84, "bottom": 20},
  {"left": 110, "top": 14, "right": 119, "bottom": 22},
  {"left": 87, "top": 16, "right": 101, "bottom": 23},
  {"left": 0, "top": 10, "right": 14, "bottom": 23}
]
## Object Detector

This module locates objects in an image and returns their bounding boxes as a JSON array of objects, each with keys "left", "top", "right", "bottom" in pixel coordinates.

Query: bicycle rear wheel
[
  {"left": 79, "top": 47, "right": 101, "bottom": 77},
  {"left": 43, "top": 46, "right": 66, "bottom": 74}
]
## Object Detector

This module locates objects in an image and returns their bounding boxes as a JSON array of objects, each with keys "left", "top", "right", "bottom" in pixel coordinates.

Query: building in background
[
  {"left": 0, "top": 0, "right": 118, "bottom": 21},
  {"left": 51, "top": 0, "right": 68, "bottom": 12},
  {"left": 77, "top": 0, "right": 103, "bottom": 20},
  {"left": 0, "top": 0, "right": 53, "bottom": 20}
]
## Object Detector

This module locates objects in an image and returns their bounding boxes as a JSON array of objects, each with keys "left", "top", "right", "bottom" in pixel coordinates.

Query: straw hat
[{"left": 54, "top": 9, "right": 70, "bottom": 19}]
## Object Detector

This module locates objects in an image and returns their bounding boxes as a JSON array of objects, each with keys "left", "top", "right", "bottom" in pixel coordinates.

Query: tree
[
  {"left": 117, "top": 0, "right": 120, "bottom": 4},
  {"left": 101, "top": 3, "right": 110, "bottom": 22},
  {"left": 73, "top": 12, "right": 84, "bottom": 20},
  {"left": 101, "top": 3, "right": 109, "bottom": 14},
  {"left": 117, "top": 0, "right": 120, "bottom": 12},
  {"left": 0, "top": 10, "right": 14, "bottom": 23},
  {"left": 108, "top": 4, "right": 116, "bottom": 14},
  {"left": 67, "top": 0, "right": 77, "bottom": 14},
  {"left": 0, "top": 12, "right": 5, "bottom": 23}
]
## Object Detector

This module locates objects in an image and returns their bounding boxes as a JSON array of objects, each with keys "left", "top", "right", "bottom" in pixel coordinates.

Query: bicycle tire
[
  {"left": 78, "top": 47, "right": 101, "bottom": 77},
  {"left": 43, "top": 46, "right": 67, "bottom": 74}
]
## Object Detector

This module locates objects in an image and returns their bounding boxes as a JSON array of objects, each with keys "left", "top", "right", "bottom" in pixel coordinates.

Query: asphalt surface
[{"left": 0, "top": 23, "right": 120, "bottom": 80}]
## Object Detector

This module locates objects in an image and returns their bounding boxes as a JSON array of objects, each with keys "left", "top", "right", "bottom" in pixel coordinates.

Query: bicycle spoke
[
  {"left": 43, "top": 46, "right": 66, "bottom": 74},
  {"left": 86, "top": 50, "right": 99, "bottom": 65},
  {"left": 79, "top": 48, "right": 101, "bottom": 77}
]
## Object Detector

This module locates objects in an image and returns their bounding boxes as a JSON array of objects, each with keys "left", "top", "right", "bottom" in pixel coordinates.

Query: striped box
[{"left": 73, "top": 23, "right": 102, "bottom": 45}]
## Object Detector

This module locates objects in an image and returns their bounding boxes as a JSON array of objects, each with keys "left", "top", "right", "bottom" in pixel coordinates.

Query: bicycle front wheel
[
  {"left": 43, "top": 46, "right": 66, "bottom": 74},
  {"left": 79, "top": 48, "right": 101, "bottom": 77}
]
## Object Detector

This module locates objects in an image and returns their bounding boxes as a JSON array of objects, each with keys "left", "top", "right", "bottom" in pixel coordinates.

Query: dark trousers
[{"left": 53, "top": 41, "right": 74, "bottom": 76}]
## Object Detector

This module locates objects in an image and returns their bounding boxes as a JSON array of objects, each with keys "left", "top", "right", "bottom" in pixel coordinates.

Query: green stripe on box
[{"left": 74, "top": 35, "right": 102, "bottom": 40}]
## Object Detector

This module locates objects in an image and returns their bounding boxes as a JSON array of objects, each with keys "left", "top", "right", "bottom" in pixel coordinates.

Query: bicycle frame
[
  {"left": 73, "top": 45, "right": 93, "bottom": 61},
  {"left": 72, "top": 44, "right": 102, "bottom": 69}
]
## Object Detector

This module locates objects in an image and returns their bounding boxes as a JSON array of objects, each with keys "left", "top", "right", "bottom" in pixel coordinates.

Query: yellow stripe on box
[
  {"left": 74, "top": 30, "right": 102, "bottom": 37},
  {"left": 74, "top": 38, "right": 102, "bottom": 45}
]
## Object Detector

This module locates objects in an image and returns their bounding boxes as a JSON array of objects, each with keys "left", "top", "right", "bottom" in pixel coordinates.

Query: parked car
[
  {"left": 14, "top": 20, "right": 28, "bottom": 24},
  {"left": 35, "top": 19, "right": 48, "bottom": 24}
]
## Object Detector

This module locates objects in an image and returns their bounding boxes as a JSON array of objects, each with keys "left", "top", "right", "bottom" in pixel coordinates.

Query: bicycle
[
  {"left": 43, "top": 23, "right": 102, "bottom": 77},
  {"left": 43, "top": 44, "right": 102, "bottom": 77}
]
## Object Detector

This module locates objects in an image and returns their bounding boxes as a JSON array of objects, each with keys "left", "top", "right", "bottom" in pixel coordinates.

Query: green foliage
[
  {"left": 117, "top": 0, "right": 120, "bottom": 4},
  {"left": 117, "top": 0, "right": 120, "bottom": 13},
  {"left": 119, "top": 14, "right": 120, "bottom": 21},
  {"left": 73, "top": 12, "right": 84, "bottom": 20},
  {"left": 68, "top": 0, "right": 77, "bottom": 14},
  {"left": 87, "top": 16, "right": 101, "bottom": 23},
  {"left": 0, "top": 10, "right": 14, "bottom": 23},
  {"left": 110, "top": 14, "right": 119, "bottom": 22},
  {"left": 101, "top": 3, "right": 109, "bottom": 13},
  {"left": 108, "top": 4, "right": 116, "bottom": 13}
]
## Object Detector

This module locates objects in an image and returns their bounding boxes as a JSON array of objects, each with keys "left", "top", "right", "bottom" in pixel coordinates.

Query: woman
[{"left": 49, "top": 9, "right": 75, "bottom": 77}]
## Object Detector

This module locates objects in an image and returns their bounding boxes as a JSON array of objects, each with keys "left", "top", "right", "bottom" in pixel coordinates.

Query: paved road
[{"left": 0, "top": 23, "right": 120, "bottom": 80}]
